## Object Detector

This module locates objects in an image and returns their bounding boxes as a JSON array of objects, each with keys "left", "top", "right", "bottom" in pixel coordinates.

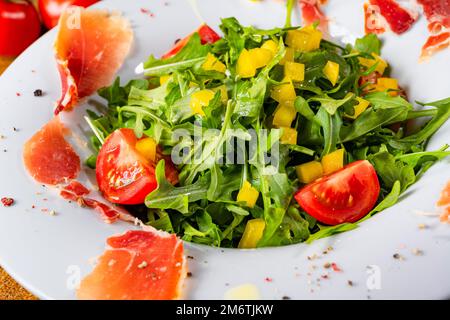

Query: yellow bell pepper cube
[
  {"left": 212, "top": 85, "right": 228, "bottom": 105},
  {"left": 202, "top": 53, "right": 226, "bottom": 73},
  {"left": 190, "top": 89, "right": 215, "bottom": 116},
  {"left": 284, "top": 61, "right": 305, "bottom": 82},
  {"left": 321, "top": 149, "right": 345, "bottom": 175},
  {"left": 237, "top": 181, "right": 260, "bottom": 208},
  {"left": 323, "top": 61, "right": 340, "bottom": 86},
  {"left": 270, "top": 77, "right": 296, "bottom": 102},
  {"left": 377, "top": 77, "right": 398, "bottom": 96},
  {"left": 358, "top": 53, "right": 387, "bottom": 75},
  {"left": 296, "top": 161, "right": 323, "bottom": 184},
  {"left": 135, "top": 137, "right": 157, "bottom": 162},
  {"left": 286, "top": 25, "right": 322, "bottom": 52},
  {"left": 238, "top": 218, "right": 266, "bottom": 249},
  {"left": 345, "top": 97, "right": 370, "bottom": 119},
  {"left": 249, "top": 48, "right": 273, "bottom": 69},
  {"left": 272, "top": 101, "right": 297, "bottom": 127},
  {"left": 261, "top": 40, "right": 278, "bottom": 55},
  {"left": 279, "top": 47, "right": 295, "bottom": 65},
  {"left": 160, "top": 75, "right": 171, "bottom": 86},
  {"left": 237, "top": 49, "right": 256, "bottom": 78},
  {"left": 280, "top": 127, "right": 298, "bottom": 145}
]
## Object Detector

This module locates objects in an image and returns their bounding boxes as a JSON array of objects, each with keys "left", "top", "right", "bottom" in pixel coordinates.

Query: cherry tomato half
[
  {"left": 96, "top": 128, "right": 178, "bottom": 205},
  {"left": 0, "top": 0, "right": 41, "bottom": 56},
  {"left": 38, "top": 0, "right": 99, "bottom": 29},
  {"left": 295, "top": 160, "right": 380, "bottom": 225}
]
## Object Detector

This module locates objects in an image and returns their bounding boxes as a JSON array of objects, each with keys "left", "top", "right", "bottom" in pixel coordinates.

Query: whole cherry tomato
[
  {"left": 0, "top": 0, "right": 41, "bottom": 56},
  {"left": 38, "top": 0, "right": 98, "bottom": 29}
]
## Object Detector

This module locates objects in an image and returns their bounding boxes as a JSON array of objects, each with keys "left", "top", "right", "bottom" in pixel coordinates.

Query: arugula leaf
[
  {"left": 145, "top": 161, "right": 209, "bottom": 214},
  {"left": 354, "top": 34, "right": 381, "bottom": 55}
]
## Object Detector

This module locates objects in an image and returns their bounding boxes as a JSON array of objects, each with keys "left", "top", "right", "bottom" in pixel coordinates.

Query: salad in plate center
[{"left": 82, "top": 13, "right": 450, "bottom": 248}]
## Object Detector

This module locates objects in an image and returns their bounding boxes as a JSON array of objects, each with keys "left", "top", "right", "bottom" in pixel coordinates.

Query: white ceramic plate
[{"left": 0, "top": 0, "right": 449, "bottom": 300}]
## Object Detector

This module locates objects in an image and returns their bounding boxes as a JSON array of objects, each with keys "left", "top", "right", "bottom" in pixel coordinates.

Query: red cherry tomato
[
  {"left": 295, "top": 160, "right": 380, "bottom": 225},
  {"left": 162, "top": 24, "right": 221, "bottom": 59},
  {"left": 0, "top": 0, "right": 41, "bottom": 56},
  {"left": 38, "top": 0, "right": 99, "bottom": 29},
  {"left": 96, "top": 128, "right": 178, "bottom": 205}
]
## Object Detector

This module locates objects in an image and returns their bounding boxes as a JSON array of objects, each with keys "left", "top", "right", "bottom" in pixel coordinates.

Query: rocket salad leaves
[{"left": 86, "top": 14, "right": 450, "bottom": 248}]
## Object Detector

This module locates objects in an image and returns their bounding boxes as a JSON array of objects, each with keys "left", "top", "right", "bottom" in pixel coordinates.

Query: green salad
[{"left": 85, "top": 6, "right": 450, "bottom": 248}]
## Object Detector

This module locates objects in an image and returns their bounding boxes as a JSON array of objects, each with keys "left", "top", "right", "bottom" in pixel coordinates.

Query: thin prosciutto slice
[
  {"left": 77, "top": 229, "right": 186, "bottom": 300},
  {"left": 299, "top": 0, "right": 328, "bottom": 31},
  {"left": 54, "top": 7, "right": 133, "bottom": 114},
  {"left": 23, "top": 117, "right": 80, "bottom": 185},
  {"left": 417, "top": 0, "right": 450, "bottom": 59},
  {"left": 364, "top": 0, "right": 417, "bottom": 35}
]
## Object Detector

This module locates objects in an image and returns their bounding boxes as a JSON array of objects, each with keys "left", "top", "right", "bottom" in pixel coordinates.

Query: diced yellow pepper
[
  {"left": 358, "top": 53, "right": 388, "bottom": 75},
  {"left": 261, "top": 40, "right": 278, "bottom": 55},
  {"left": 202, "top": 53, "right": 226, "bottom": 73},
  {"left": 135, "top": 137, "right": 157, "bottom": 162},
  {"left": 160, "top": 75, "right": 171, "bottom": 86},
  {"left": 323, "top": 61, "right": 340, "bottom": 86},
  {"left": 321, "top": 149, "right": 345, "bottom": 175},
  {"left": 345, "top": 97, "right": 370, "bottom": 119},
  {"left": 237, "top": 181, "right": 260, "bottom": 208},
  {"left": 279, "top": 47, "right": 295, "bottom": 65},
  {"left": 237, "top": 49, "right": 256, "bottom": 78},
  {"left": 284, "top": 61, "right": 305, "bottom": 82},
  {"left": 249, "top": 48, "right": 273, "bottom": 69},
  {"left": 296, "top": 161, "right": 323, "bottom": 184},
  {"left": 280, "top": 127, "right": 298, "bottom": 145},
  {"left": 273, "top": 101, "right": 297, "bottom": 127},
  {"left": 270, "top": 77, "right": 296, "bottom": 102},
  {"left": 212, "top": 85, "right": 229, "bottom": 105},
  {"left": 286, "top": 25, "right": 322, "bottom": 52},
  {"left": 190, "top": 89, "right": 215, "bottom": 116},
  {"left": 377, "top": 77, "right": 398, "bottom": 96},
  {"left": 238, "top": 218, "right": 266, "bottom": 249}
]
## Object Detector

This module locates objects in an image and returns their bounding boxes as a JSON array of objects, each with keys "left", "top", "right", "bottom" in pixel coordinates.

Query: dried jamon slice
[
  {"left": 299, "top": 0, "right": 329, "bottom": 31},
  {"left": 417, "top": 0, "right": 450, "bottom": 59},
  {"left": 23, "top": 117, "right": 80, "bottom": 185},
  {"left": 54, "top": 7, "right": 133, "bottom": 114},
  {"left": 60, "top": 180, "right": 90, "bottom": 201},
  {"left": 77, "top": 229, "right": 186, "bottom": 300},
  {"left": 365, "top": 0, "right": 417, "bottom": 35}
]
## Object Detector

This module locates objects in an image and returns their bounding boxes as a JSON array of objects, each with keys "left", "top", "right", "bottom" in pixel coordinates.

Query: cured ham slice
[
  {"left": 417, "top": 0, "right": 450, "bottom": 59},
  {"left": 54, "top": 7, "right": 133, "bottom": 114},
  {"left": 77, "top": 229, "right": 186, "bottom": 300},
  {"left": 60, "top": 180, "right": 90, "bottom": 201},
  {"left": 364, "top": 0, "right": 417, "bottom": 35},
  {"left": 23, "top": 117, "right": 80, "bottom": 185},
  {"left": 299, "top": 0, "right": 328, "bottom": 31}
]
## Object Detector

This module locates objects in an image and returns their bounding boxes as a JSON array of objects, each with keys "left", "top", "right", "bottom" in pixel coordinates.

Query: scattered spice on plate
[
  {"left": 418, "top": 223, "right": 428, "bottom": 230},
  {"left": 412, "top": 248, "right": 423, "bottom": 256},
  {"left": 49, "top": 210, "right": 56, "bottom": 216},
  {"left": 187, "top": 255, "right": 194, "bottom": 260},
  {"left": 323, "top": 262, "right": 331, "bottom": 269},
  {"left": 33, "top": 89, "right": 43, "bottom": 97},
  {"left": 331, "top": 263, "right": 342, "bottom": 272},
  {"left": 264, "top": 277, "right": 273, "bottom": 282},
  {"left": 186, "top": 272, "right": 193, "bottom": 278},
  {"left": 347, "top": 280, "right": 354, "bottom": 287},
  {"left": 16, "top": 92, "right": 21, "bottom": 97},
  {"left": 393, "top": 253, "right": 405, "bottom": 260},
  {"left": 3, "top": 149, "right": 7, "bottom": 152},
  {"left": 0, "top": 134, "right": 4, "bottom": 139},
  {"left": 140, "top": 8, "right": 155, "bottom": 17},
  {"left": 282, "top": 295, "right": 291, "bottom": 300},
  {"left": 1, "top": 197, "right": 14, "bottom": 207},
  {"left": 13, "top": 127, "right": 18, "bottom": 132}
]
